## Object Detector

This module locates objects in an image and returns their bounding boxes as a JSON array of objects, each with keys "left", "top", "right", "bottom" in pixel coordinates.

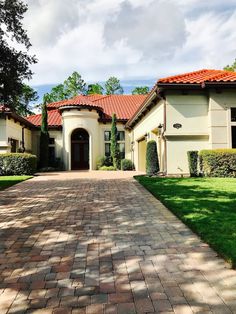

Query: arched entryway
[{"left": 71, "top": 128, "right": 89, "bottom": 170}]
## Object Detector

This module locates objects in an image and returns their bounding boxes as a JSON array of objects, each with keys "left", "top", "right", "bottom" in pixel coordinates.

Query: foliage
[
  {"left": 132, "top": 86, "right": 150, "bottom": 95},
  {"left": 121, "top": 159, "right": 134, "bottom": 171},
  {"left": 15, "top": 84, "right": 39, "bottom": 116},
  {"left": 224, "top": 59, "right": 236, "bottom": 72},
  {"left": 99, "top": 166, "right": 117, "bottom": 171},
  {"left": 64, "top": 71, "right": 87, "bottom": 97},
  {"left": 110, "top": 113, "right": 120, "bottom": 169},
  {"left": 135, "top": 176, "right": 236, "bottom": 267},
  {"left": 199, "top": 149, "right": 236, "bottom": 177},
  {"left": 0, "top": 0, "right": 37, "bottom": 108},
  {"left": 105, "top": 77, "right": 124, "bottom": 95},
  {"left": 87, "top": 83, "right": 104, "bottom": 95},
  {"left": 96, "top": 156, "right": 106, "bottom": 169},
  {"left": 39, "top": 103, "right": 49, "bottom": 168},
  {"left": 187, "top": 151, "right": 199, "bottom": 177},
  {"left": 0, "top": 153, "right": 37, "bottom": 175},
  {"left": 41, "top": 71, "right": 87, "bottom": 103},
  {"left": 0, "top": 175, "right": 32, "bottom": 190},
  {"left": 146, "top": 140, "right": 159, "bottom": 176}
]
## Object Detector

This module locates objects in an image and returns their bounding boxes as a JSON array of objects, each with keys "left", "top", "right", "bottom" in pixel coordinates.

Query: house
[{"left": 1, "top": 69, "right": 236, "bottom": 175}]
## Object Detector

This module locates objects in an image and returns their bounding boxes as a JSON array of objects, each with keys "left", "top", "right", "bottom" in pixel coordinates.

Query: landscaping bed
[
  {"left": 0, "top": 176, "right": 32, "bottom": 190},
  {"left": 135, "top": 176, "right": 236, "bottom": 267}
]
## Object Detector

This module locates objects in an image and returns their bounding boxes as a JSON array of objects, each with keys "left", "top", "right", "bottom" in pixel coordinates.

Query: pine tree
[
  {"left": 39, "top": 103, "right": 49, "bottom": 168},
  {"left": 110, "top": 113, "right": 120, "bottom": 169}
]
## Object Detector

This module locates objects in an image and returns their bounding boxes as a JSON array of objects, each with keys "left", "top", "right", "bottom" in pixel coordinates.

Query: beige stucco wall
[
  {"left": 0, "top": 117, "right": 33, "bottom": 153},
  {"left": 209, "top": 90, "right": 236, "bottom": 149},
  {"left": 131, "top": 100, "right": 164, "bottom": 171},
  {"left": 0, "top": 118, "right": 7, "bottom": 153}
]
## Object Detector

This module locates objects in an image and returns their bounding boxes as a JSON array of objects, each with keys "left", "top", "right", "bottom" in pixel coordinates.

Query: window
[
  {"left": 232, "top": 126, "right": 236, "bottom": 148},
  {"left": 104, "top": 131, "right": 125, "bottom": 158},
  {"left": 231, "top": 108, "right": 236, "bottom": 122}
]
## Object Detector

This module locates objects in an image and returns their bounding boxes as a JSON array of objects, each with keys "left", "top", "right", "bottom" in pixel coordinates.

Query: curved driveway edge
[{"left": 0, "top": 171, "right": 235, "bottom": 314}]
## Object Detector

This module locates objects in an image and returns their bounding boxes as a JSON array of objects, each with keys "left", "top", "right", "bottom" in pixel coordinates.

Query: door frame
[{"left": 71, "top": 128, "right": 90, "bottom": 170}]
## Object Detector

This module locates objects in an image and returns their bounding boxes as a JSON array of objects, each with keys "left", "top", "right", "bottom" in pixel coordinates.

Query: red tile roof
[
  {"left": 27, "top": 110, "right": 62, "bottom": 127},
  {"left": 27, "top": 94, "right": 147, "bottom": 127},
  {"left": 158, "top": 69, "right": 236, "bottom": 84}
]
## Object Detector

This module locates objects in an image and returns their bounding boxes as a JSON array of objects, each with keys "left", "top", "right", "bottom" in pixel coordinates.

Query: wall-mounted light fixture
[
  {"left": 157, "top": 123, "right": 163, "bottom": 135},
  {"left": 144, "top": 133, "right": 150, "bottom": 141},
  {"left": 173, "top": 123, "right": 182, "bottom": 129}
]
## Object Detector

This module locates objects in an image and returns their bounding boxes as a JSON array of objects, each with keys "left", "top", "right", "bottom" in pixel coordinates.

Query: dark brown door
[{"left": 71, "top": 129, "right": 89, "bottom": 170}]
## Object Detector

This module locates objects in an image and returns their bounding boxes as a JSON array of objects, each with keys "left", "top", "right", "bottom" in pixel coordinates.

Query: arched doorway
[{"left": 71, "top": 128, "right": 89, "bottom": 170}]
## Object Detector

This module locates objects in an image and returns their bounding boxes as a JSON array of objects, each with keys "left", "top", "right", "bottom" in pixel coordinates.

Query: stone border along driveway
[{"left": 0, "top": 171, "right": 236, "bottom": 314}]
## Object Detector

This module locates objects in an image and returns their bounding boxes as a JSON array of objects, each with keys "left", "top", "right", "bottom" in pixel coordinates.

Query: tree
[
  {"left": 146, "top": 140, "right": 159, "bottom": 176},
  {"left": 105, "top": 77, "right": 124, "bottom": 95},
  {"left": 0, "top": 0, "right": 37, "bottom": 108},
  {"left": 110, "top": 113, "right": 120, "bottom": 169},
  {"left": 64, "top": 71, "right": 87, "bottom": 96},
  {"left": 39, "top": 102, "right": 49, "bottom": 168},
  {"left": 132, "top": 86, "right": 150, "bottom": 95},
  {"left": 50, "top": 84, "right": 68, "bottom": 102},
  {"left": 15, "top": 84, "right": 39, "bottom": 116},
  {"left": 87, "top": 83, "right": 104, "bottom": 95},
  {"left": 224, "top": 59, "right": 236, "bottom": 72}
]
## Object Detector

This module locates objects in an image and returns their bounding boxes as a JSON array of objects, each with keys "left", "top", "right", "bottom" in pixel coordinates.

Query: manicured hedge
[
  {"left": 187, "top": 151, "right": 199, "bottom": 177},
  {"left": 0, "top": 153, "right": 37, "bottom": 175},
  {"left": 121, "top": 159, "right": 134, "bottom": 171},
  {"left": 146, "top": 140, "right": 159, "bottom": 176},
  {"left": 199, "top": 149, "right": 236, "bottom": 177}
]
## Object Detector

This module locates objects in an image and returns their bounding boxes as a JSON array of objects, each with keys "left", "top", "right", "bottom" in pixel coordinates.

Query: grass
[
  {"left": 135, "top": 176, "right": 236, "bottom": 267},
  {"left": 0, "top": 176, "right": 32, "bottom": 190}
]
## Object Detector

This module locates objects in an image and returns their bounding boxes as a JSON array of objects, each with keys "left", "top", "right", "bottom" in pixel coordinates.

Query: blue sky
[{"left": 23, "top": 0, "right": 236, "bottom": 103}]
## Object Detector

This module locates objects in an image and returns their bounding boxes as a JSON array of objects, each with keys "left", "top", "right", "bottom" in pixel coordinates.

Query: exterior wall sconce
[
  {"left": 157, "top": 123, "right": 163, "bottom": 136},
  {"left": 144, "top": 133, "right": 150, "bottom": 141},
  {"left": 130, "top": 141, "right": 134, "bottom": 152}
]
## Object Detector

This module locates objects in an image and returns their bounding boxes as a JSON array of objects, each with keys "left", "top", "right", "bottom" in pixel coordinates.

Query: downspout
[
  {"left": 163, "top": 95, "right": 167, "bottom": 175},
  {"left": 22, "top": 127, "right": 25, "bottom": 152}
]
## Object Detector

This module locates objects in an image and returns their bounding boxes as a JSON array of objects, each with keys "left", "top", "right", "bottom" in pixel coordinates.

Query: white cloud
[{"left": 23, "top": 0, "right": 236, "bottom": 85}]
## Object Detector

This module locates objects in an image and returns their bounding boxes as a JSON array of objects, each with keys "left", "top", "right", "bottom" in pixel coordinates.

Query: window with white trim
[
  {"left": 231, "top": 109, "right": 236, "bottom": 148},
  {"left": 104, "top": 131, "right": 125, "bottom": 159}
]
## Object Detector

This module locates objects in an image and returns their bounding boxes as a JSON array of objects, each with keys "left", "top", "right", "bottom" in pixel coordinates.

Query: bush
[
  {"left": 187, "top": 151, "right": 198, "bottom": 177},
  {"left": 199, "top": 149, "right": 236, "bottom": 177},
  {"left": 146, "top": 140, "right": 159, "bottom": 176},
  {"left": 121, "top": 159, "right": 134, "bottom": 171},
  {"left": 0, "top": 153, "right": 37, "bottom": 175},
  {"left": 96, "top": 156, "right": 113, "bottom": 169},
  {"left": 99, "top": 166, "right": 117, "bottom": 171}
]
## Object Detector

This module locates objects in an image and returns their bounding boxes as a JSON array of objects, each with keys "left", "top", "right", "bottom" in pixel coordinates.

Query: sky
[{"left": 23, "top": 0, "right": 236, "bottom": 98}]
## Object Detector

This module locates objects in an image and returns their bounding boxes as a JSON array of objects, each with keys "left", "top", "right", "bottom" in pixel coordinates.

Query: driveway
[{"left": 0, "top": 171, "right": 235, "bottom": 314}]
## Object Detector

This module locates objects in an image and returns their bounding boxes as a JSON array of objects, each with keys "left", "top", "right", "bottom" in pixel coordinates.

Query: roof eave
[
  {"left": 126, "top": 88, "right": 161, "bottom": 129},
  {"left": 157, "top": 81, "right": 236, "bottom": 89}
]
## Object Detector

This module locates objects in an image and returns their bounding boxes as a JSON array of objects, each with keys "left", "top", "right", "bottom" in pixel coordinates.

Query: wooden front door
[{"left": 71, "top": 129, "right": 89, "bottom": 170}]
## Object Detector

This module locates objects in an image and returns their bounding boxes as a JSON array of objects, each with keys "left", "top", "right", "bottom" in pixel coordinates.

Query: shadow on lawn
[{"left": 0, "top": 177, "right": 235, "bottom": 313}]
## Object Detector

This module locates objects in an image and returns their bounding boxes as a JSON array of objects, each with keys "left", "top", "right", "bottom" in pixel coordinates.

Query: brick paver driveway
[{"left": 0, "top": 171, "right": 236, "bottom": 314}]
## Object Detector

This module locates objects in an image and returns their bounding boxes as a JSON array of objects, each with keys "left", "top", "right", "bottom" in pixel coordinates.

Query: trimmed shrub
[
  {"left": 199, "top": 149, "right": 236, "bottom": 177},
  {"left": 146, "top": 140, "right": 159, "bottom": 176},
  {"left": 187, "top": 151, "right": 199, "bottom": 177},
  {"left": 121, "top": 159, "right": 134, "bottom": 171},
  {"left": 96, "top": 156, "right": 113, "bottom": 170},
  {"left": 0, "top": 153, "right": 37, "bottom": 175},
  {"left": 96, "top": 156, "right": 106, "bottom": 170},
  {"left": 99, "top": 166, "right": 117, "bottom": 171}
]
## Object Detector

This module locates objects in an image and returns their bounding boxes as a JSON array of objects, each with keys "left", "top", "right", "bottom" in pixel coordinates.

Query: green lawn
[
  {"left": 135, "top": 176, "right": 236, "bottom": 267},
  {"left": 0, "top": 176, "right": 32, "bottom": 190}
]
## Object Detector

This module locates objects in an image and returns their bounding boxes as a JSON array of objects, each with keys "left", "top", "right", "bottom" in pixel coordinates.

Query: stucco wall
[
  {"left": 209, "top": 90, "right": 236, "bottom": 148},
  {"left": 132, "top": 100, "right": 164, "bottom": 170},
  {"left": 0, "top": 118, "right": 7, "bottom": 153},
  {"left": 62, "top": 109, "right": 102, "bottom": 170}
]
